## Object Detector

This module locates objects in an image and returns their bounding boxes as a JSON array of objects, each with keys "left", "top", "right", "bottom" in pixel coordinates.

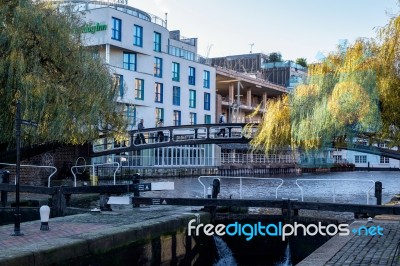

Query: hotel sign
[{"left": 82, "top": 23, "right": 107, "bottom": 34}]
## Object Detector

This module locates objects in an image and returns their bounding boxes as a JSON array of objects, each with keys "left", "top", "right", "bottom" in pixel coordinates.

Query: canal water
[{"left": 144, "top": 171, "right": 400, "bottom": 205}]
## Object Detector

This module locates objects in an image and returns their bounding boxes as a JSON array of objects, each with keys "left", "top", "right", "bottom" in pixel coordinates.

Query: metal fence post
[
  {"left": 1, "top": 170, "right": 10, "bottom": 207},
  {"left": 375, "top": 181, "right": 382, "bottom": 205}
]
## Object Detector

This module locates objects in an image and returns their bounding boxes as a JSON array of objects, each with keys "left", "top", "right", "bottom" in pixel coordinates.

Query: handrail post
[{"left": 375, "top": 181, "right": 382, "bottom": 205}]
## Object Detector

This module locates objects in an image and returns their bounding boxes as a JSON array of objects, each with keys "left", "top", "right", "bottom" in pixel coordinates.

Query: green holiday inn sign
[{"left": 82, "top": 23, "right": 107, "bottom": 34}]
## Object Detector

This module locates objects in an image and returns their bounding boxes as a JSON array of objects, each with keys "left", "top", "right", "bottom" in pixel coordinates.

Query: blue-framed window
[
  {"left": 204, "top": 114, "right": 211, "bottom": 124},
  {"left": 135, "top": 78, "right": 144, "bottom": 100},
  {"left": 114, "top": 74, "right": 124, "bottom": 98},
  {"left": 154, "top": 57, "right": 163, "bottom": 78},
  {"left": 155, "top": 108, "right": 164, "bottom": 125},
  {"left": 188, "top": 66, "right": 196, "bottom": 85},
  {"left": 190, "top": 112, "right": 197, "bottom": 125},
  {"left": 204, "top": 92, "right": 210, "bottom": 110},
  {"left": 173, "top": 86, "right": 180, "bottom": 106},
  {"left": 153, "top": 32, "right": 161, "bottom": 52},
  {"left": 173, "top": 110, "right": 181, "bottom": 126},
  {"left": 189, "top": 90, "right": 196, "bottom": 108},
  {"left": 172, "top": 62, "right": 180, "bottom": 82},
  {"left": 123, "top": 52, "right": 136, "bottom": 71},
  {"left": 154, "top": 82, "right": 163, "bottom": 103},
  {"left": 134, "top": 25, "right": 143, "bottom": 47},
  {"left": 111, "top": 17, "right": 121, "bottom": 41},
  {"left": 203, "top": 70, "right": 210, "bottom": 88},
  {"left": 124, "top": 104, "right": 136, "bottom": 129}
]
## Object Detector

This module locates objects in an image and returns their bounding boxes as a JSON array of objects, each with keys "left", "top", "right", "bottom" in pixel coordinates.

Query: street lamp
[{"left": 12, "top": 101, "right": 38, "bottom": 236}]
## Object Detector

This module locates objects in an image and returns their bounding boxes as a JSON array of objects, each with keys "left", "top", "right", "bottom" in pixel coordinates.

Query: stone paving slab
[
  {"left": 0, "top": 206, "right": 208, "bottom": 266},
  {"left": 297, "top": 219, "right": 400, "bottom": 266}
]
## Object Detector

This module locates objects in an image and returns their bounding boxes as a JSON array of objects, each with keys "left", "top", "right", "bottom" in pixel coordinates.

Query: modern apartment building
[{"left": 51, "top": 0, "right": 216, "bottom": 129}]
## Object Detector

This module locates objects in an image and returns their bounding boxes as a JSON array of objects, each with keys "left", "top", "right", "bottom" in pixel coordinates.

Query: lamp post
[{"left": 12, "top": 101, "right": 38, "bottom": 236}]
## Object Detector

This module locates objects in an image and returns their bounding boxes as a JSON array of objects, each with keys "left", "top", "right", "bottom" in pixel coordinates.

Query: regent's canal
[{"left": 143, "top": 171, "right": 400, "bottom": 205}]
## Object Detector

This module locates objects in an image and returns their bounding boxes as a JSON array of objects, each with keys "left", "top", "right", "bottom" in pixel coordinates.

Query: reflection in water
[{"left": 213, "top": 236, "right": 237, "bottom": 266}]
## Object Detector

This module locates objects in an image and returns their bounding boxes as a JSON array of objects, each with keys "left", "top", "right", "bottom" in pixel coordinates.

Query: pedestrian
[
  {"left": 136, "top": 119, "right": 146, "bottom": 144},
  {"left": 216, "top": 113, "right": 226, "bottom": 137},
  {"left": 157, "top": 118, "right": 165, "bottom": 142}
]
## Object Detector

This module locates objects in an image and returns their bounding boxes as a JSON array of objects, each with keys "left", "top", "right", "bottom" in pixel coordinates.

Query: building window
[
  {"left": 380, "top": 156, "right": 390, "bottom": 164},
  {"left": 333, "top": 155, "right": 342, "bottom": 162},
  {"left": 173, "top": 110, "right": 181, "bottom": 126},
  {"left": 190, "top": 112, "right": 197, "bottom": 125},
  {"left": 172, "top": 62, "right": 180, "bottom": 82},
  {"left": 203, "top": 70, "right": 210, "bottom": 88},
  {"left": 173, "top": 86, "right": 180, "bottom": 106},
  {"left": 378, "top": 143, "right": 387, "bottom": 148},
  {"left": 154, "top": 57, "right": 163, "bottom": 78},
  {"left": 111, "top": 17, "right": 121, "bottom": 41},
  {"left": 204, "top": 92, "right": 210, "bottom": 110},
  {"left": 204, "top": 114, "right": 211, "bottom": 124},
  {"left": 124, "top": 104, "right": 136, "bottom": 129},
  {"left": 123, "top": 52, "right": 136, "bottom": 71},
  {"left": 154, "top": 82, "right": 163, "bottom": 103},
  {"left": 188, "top": 67, "right": 196, "bottom": 85},
  {"left": 189, "top": 90, "right": 196, "bottom": 108},
  {"left": 155, "top": 108, "right": 164, "bottom": 125},
  {"left": 355, "top": 155, "right": 367, "bottom": 164},
  {"left": 135, "top": 78, "right": 144, "bottom": 100},
  {"left": 114, "top": 74, "right": 124, "bottom": 98},
  {"left": 153, "top": 31, "right": 161, "bottom": 52},
  {"left": 134, "top": 25, "right": 143, "bottom": 47}
]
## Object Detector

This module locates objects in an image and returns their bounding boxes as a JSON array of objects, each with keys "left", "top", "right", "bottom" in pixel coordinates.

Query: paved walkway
[
  {"left": 0, "top": 206, "right": 207, "bottom": 266},
  {"left": 297, "top": 217, "right": 400, "bottom": 266}
]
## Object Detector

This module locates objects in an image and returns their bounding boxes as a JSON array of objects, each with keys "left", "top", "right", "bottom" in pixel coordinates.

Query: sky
[{"left": 129, "top": 0, "right": 399, "bottom": 64}]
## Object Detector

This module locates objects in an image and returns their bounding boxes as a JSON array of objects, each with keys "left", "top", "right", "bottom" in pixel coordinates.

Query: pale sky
[{"left": 129, "top": 0, "right": 399, "bottom": 63}]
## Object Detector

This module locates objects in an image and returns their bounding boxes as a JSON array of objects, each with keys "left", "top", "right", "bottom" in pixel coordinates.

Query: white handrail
[
  {"left": 71, "top": 162, "right": 120, "bottom": 187},
  {"left": 198, "top": 176, "right": 284, "bottom": 199},
  {"left": 0, "top": 163, "right": 57, "bottom": 188},
  {"left": 295, "top": 178, "right": 375, "bottom": 204}
]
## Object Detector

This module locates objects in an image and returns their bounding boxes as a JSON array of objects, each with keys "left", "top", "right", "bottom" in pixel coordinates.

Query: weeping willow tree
[
  {"left": 252, "top": 12, "right": 400, "bottom": 153},
  {"left": 0, "top": 0, "right": 126, "bottom": 146}
]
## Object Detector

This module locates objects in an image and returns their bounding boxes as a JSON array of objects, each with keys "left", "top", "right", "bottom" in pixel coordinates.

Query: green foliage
[
  {"left": 268, "top": 52, "right": 283, "bottom": 62},
  {"left": 295, "top": 58, "right": 307, "bottom": 67},
  {"left": 0, "top": 0, "right": 126, "bottom": 145}
]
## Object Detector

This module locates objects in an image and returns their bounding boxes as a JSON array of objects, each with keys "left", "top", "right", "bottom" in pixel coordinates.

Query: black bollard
[
  {"left": 1, "top": 171, "right": 10, "bottom": 207},
  {"left": 375, "top": 181, "right": 382, "bottom": 205},
  {"left": 212, "top": 179, "right": 220, "bottom": 199},
  {"left": 132, "top": 173, "right": 141, "bottom": 208}
]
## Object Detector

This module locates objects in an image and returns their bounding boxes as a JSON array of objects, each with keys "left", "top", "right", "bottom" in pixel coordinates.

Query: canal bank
[{"left": 0, "top": 206, "right": 210, "bottom": 266}]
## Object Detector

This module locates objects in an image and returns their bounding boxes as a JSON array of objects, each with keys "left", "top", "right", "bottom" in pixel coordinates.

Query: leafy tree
[
  {"left": 0, "top": 0, "right": 126, "bottom": 146},
  {"left": 295, "top": 57, "right": 307, "bottom": 67},
  {"left": 268, "top": 52, "right": 283, "bottom": 62},
  {"left": 252, "top": 13, "right": 400, "bottom": 153}
]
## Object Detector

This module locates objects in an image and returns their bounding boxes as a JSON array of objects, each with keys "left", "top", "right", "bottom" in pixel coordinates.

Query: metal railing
[
  {"left": 0, "top": 163, "right": 57, "bottom": 188},
  {"left": 220, "top": 153, "right": 296, "bottom": 164},
  {"left": 198, "top": 176, "right": 284, "bottom": 199},
  {"left": 71, "top": 162, "right": 120, "bottom": 187},
  {"left": 295, "top": 178, "right": 375, "bottom": 204}
]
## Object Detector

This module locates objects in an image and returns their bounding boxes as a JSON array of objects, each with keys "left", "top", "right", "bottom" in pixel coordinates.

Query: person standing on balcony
[
  {"left": 136, "top": 119, "right": 146, "bottom": 144},
  {"left": 216, "top": 113, "right": 226, "bottom": 137},
  {"left": 157, "top": 118, "right": 165, "bottom": 142}
]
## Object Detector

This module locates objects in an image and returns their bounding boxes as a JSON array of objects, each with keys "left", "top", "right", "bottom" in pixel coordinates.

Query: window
[
  {"left": 203, "top": 70, "right": 210, "bottom": 88},
  {"left": 135, "top": 78, "right": 144, "bottom": 100},
  {"left": 133, "top": 25, "right": 143, "bottom": 47},
  {"left": 154, "top": 82, "right": 163, "bottom": 103},
  {"left": 123, "top": 52, "right": 136, "bottom": 71},
  {"left": 155, "top": 108, "right": 164, "bottom": 124},
  {"left": 173, "top": 110, "right": 181, "bottom": 126},
  {"left": 189, "top": 90, "right": 196, "bottom": 108},
  {"left": 124, "top": 104, "right": 136, "bottom": 129},
  {"left": 173, "top": 86, "right": 180, "bottom": 106},
  {"left": 380, "top": 156, "right": 390, "bottom": 164},
  {"left": 188, "top": 67, "right": 196, "bottom": 85},
  {"left": 114, "top": 74, "right": 124, "bottom": 98},
  {"left": 355, "top": 155, "right": 367, "bottom": 164},
  {"left": 204, "top": 92, "right": 210, "bottom": 110},
  {"left": 333, "top": 155, "right": 342, "bottom": 162},
  {"left": 153, "top": 32, "right": 161, "bottom": 52},
  {"left": 190, "top": 112, "right": 197, "bottom": 125},
  {"left": 111, "top": 17, "right": 121, "bottom": 41},
  {"left": 378, "top": 143, "right": 387, "bottom": 148},
  {"left": 204, "top": 115, "right": 211, "bottom": 124},
  {"left": 154, "top": 57, "right": 163, "bottom": 78},
  {"left": 172, "top": 62, "right": 180, "bottom": 82}
]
